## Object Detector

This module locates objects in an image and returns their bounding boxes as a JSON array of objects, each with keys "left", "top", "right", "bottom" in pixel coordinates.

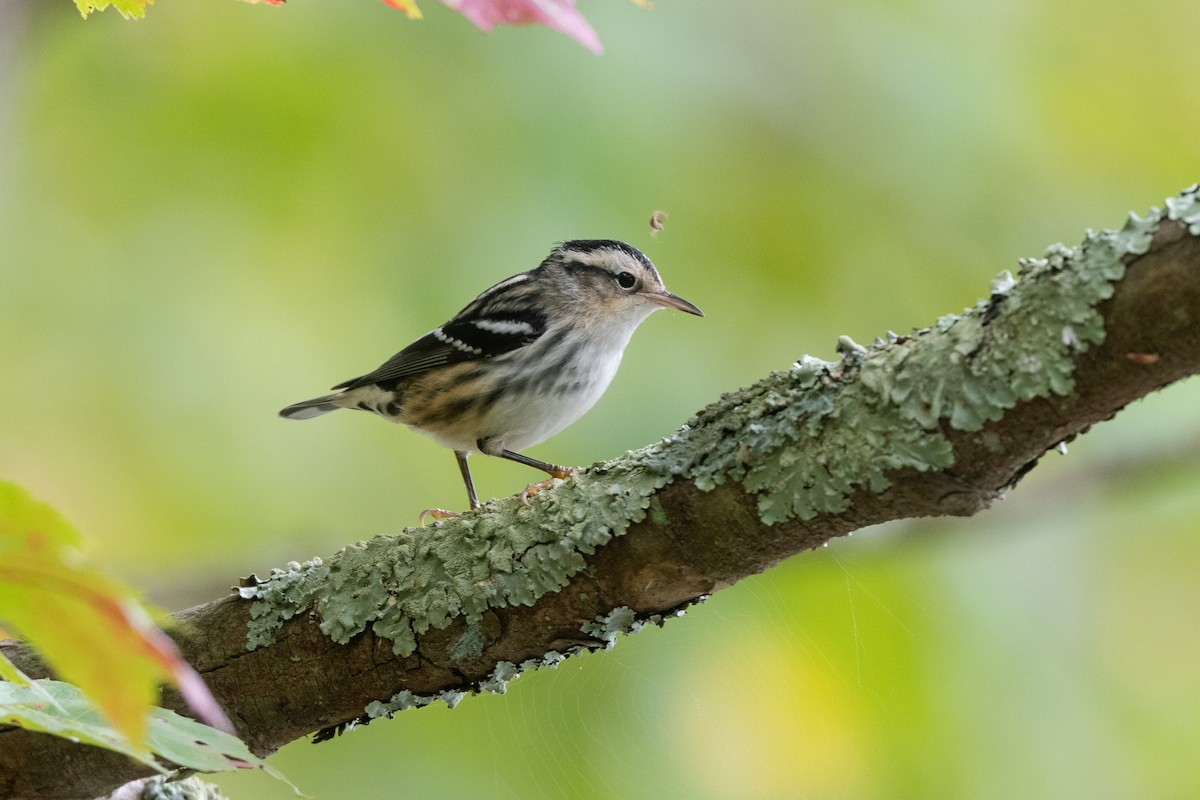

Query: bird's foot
[
  {"left": 419, "top": 508, "right": 462, "bottom": 526},
  {"left": 519, "top": 466, "right": 577, "bottom": 506}
]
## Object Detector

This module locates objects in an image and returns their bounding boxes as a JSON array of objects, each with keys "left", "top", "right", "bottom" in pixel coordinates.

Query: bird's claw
[
  {"left": 519, "top": 480, "right": 557, "bottom": 506},
  {"left": 519, "top": 466, "right": 577, "bottom": 506},
  {"left": 419, "top": 508, "right": 462, "bottom": 526}
]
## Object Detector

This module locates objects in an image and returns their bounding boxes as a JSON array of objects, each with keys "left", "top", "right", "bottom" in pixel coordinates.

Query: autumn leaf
[
  {"left": 0, "top": 481, "right": 232, "bottom": 747},
  {"left": 440, "top": 0, "right": 602, "bottom": 53},
  {"left": 381, "top": 0, "right": 424, "bottom": 19}
]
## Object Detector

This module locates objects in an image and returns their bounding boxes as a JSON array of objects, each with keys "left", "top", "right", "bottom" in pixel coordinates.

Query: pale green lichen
[
  {"left": 646, "top": 495, "right": 668, "bottom": 526},
  {"left": 364, "top": 688, "right": 466, "bottom": 719},
  {"left": 449, "top": 618, "right": 485, "bottom": 661},
  {"left": 640, "top": 190, "right": 1176, "bottom": 524},
  {"left": 244, "top": 458, "right": 671, "bottom": 655},
  {"left": 478, "top": 660, "right": 522, "bottom": 694},
  {"left": 355, "top": 608, "right": 683, "bottom": 723},
  {"left": 1164, "top": 183, "right": 1200, "bottom": 234},
  {"left": 580, "top": 605, "right": 682, "bottom": 650},
  {"left": 364, "top": 653, "right": 572, "bottom": 720},
  {"left": 580, "top": 606, "right": 638, "bottom": 649}
]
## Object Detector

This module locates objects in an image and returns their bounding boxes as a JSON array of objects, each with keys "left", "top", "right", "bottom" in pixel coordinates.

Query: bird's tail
[{"left": 279, "top": 393, "right": 344, "bottom": 420}]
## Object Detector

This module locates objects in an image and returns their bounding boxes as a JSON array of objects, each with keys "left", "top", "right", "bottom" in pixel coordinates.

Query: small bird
[{"left": 279, "top": 240, "right": 703, "bottom": 511}]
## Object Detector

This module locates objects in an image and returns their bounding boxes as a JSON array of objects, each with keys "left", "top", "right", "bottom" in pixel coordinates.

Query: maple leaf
[{"left": 0, "top": 481, "right": 232, "bottom": 747}]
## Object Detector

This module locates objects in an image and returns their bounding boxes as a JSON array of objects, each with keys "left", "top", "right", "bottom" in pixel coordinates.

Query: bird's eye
[{"left": 615, "top": 271, "right": 637, "bottom": 290}]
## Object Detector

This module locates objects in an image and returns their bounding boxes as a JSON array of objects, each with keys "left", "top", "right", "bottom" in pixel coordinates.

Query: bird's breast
[
  {"left": 398, "top": 333, "right": 627, "bottom": 453},
  {"left": 484, "top": 336, "right": 624, "bottom": 451}
]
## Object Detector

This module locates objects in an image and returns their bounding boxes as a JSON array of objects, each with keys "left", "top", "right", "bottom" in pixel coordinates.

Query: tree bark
[{"left": 3, "top": 193, "right": 1199, "bottom": 800}]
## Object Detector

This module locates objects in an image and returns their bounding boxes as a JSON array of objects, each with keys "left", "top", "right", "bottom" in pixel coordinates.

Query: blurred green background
[{"left": 2, "top": 0, "right": 1200, "bottom": 797}]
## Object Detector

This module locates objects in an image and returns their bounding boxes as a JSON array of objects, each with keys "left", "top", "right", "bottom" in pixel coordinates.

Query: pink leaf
[{"left": 441, "top": 0, "right": 603, "bottom": 53}]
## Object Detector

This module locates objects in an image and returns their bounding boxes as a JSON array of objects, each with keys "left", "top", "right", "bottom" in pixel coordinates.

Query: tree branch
[{"left": 3, "top": 189, "right": 1200, "bottom": 800}]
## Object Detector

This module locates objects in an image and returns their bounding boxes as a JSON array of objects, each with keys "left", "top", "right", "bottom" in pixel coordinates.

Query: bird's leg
[
  {"left": 497, "top": 448, "right": 574, "bottom": 479},
  {"left": 496, "top": 448, "right": 577, "bottom": 506},
  {"left": 456, "top": 450, "right": 482, "bottom": 509},
  {"left": 419, "top": 450, "right": 479, "bottom": 525}
]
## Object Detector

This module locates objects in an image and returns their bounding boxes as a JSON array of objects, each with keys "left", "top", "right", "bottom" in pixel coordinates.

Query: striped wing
[{"left": 332, "top": 275, "right": 548, "bottom": 391}]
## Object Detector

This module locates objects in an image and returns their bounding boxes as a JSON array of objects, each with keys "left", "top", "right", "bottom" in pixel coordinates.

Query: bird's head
[{"left": 544, "top": 240, "right": 704, "bottom": 330}]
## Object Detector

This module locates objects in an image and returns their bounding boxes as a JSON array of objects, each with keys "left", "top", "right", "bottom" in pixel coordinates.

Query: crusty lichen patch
[
  {"left": 363, "top": 651, "right": 574, "bottom": 719},
  {"left": 644, "top": 190, "right": 1176, "bottom": 524},
  {"left": 580, "top": 605, "right": 682, "bottom": 649},
  {"left": 245, "top": 458, "right": 673, "bottom": 655}
]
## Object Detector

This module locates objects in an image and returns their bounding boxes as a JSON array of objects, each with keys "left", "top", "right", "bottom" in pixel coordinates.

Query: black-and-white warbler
[{"left": 279, "top": 240, "right": 703, "bottom": 510}]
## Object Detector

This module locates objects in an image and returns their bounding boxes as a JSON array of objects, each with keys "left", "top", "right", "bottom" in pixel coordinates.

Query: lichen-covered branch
[{"left": 3, "top": 188, "right": 1200, "bottom": 800}]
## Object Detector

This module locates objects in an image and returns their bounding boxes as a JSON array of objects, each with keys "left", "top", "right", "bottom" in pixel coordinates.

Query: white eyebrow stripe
[
  {"left": 432, "top": 326, "right": 483, "bottom": 355},
  {"left": 570, "top": 250, "right": 615, "bottom": 269},
  {"left": 471, "top": 319, "right": 537, "bottom": 335},
  {"left": 487, "top": 273, "right": 532, "bottom": 292}
]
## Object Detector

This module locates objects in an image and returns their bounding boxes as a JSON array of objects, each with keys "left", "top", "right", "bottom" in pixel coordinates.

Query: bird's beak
[{"left": 649, "top": 291, "right": 704, "bottom": 317}]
